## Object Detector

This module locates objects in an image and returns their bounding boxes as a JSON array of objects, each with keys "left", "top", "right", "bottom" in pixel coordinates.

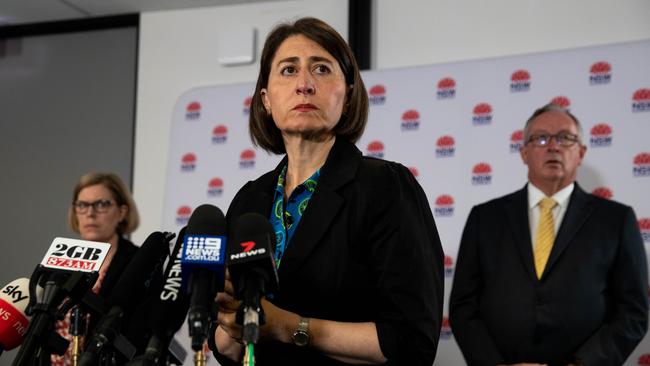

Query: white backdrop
[{"left": 163, "top": 40, "right": 650, "bottom": 365}]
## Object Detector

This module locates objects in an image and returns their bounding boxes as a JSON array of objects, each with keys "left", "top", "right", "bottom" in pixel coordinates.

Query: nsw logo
[
  {"left": 444, "top": 255, "right": 455, "bottom": 277},
  {"left": 243, "top": 96, "right": 252, "bottom": 115},
  {"left": 185, "top": 101, "right": 201, "bottom": 120},
  {"left": 239, "top": 149, "right": 256, "bottom": 169},
  {"left": 434, "top": 195, "right": 454, "bottom": 217},
  {"left": 435, "top": 135, "right": 455, "bottom": 157},
  {"left": 369, "top": 84, "right": 386, "bottom": 105},
  {"left": 408, "top": 167, "right": 419, "bottom": 179},
  {"left": 437, "top": 77, "right": 456, "bottom": 99},
  {"left": 590, "top": 61, "right": 612, "bottom": 85},
  {"left": 510, "top": 130, "right": 524, "bottom": 153},
  {"left": 638, "top": 353, "right": 650, "bottom": 366},
  {"left": 632, "top": 88, "right": 650, "bottom": 112},
  {"left": 472, "top": 163, "right": 492, "bottom": 185},
  {"left": 472, "top": 103, "right": 493, "bottom": 126},
  {"left": 176, "top": 205, "right": 192, "bottom": 225},
  {"left": 589, "top": 123, "right": 612, "bottom": 147},
  {"left": 212, "top": 125, "right": 228, "bottom": 144},
  {"left": 181, "top": 153, "right": 197, "bottom": 172},
  {"left": 591, "top": 187, "right": 613, "bottom": 200},
  {"left": 633, "top": 152, "right": 650, "bottom": 177},
  {"left": 639, "top": 218, "right": 650, "bottom": 244},
  {"left": 366, "top": 140, "right": 385, "bottom": 158},
  {"left": 510, "top": 69, "right": 531, "bottom": 92},
  {"left": 207, "top": 177, "right": 224, "bottom": 197},
  {"left": 550, "top": 95, "right": 571, "bottom": 109},
  {"left": 184, "top": 235, "right": 223, "bottom": 262},
  {"left": 440, "top": 316, "right": 453, "bottom": 340},
  {"left": 401, "top": 109, "right": 420, "bottom": 131}
]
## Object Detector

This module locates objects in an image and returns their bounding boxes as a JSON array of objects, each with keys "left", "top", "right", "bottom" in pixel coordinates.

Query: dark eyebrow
[{"left": 276, "top": 56, "right": 335, "bottom": 67}]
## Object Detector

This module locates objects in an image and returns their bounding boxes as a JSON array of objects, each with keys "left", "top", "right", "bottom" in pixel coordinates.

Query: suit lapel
[
  {"left": 242, "top": 158, "right": 286, "bottom": 218},
  {"left": 278, "top": 138, "right": 360, "bottom": 278},
  {"left": 543, "top": 184, "right": 594, "bottom": 277},
  {"left": 505, "top": 185, "right": 537, "bottom": 281},
  {"left": 246, "top": 182, "right": 274, "bottom": 217}
]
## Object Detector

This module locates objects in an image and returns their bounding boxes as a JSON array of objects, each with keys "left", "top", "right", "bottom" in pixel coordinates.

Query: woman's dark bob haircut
[{"left": 249, "top": 17, "right": 368, "bottom": 154}]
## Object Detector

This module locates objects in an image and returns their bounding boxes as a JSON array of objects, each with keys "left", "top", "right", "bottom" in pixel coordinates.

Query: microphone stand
[
  {"left": 123, "top": 335, "right": 188, "bottom": 366},
  {"left": 13, "top": 267, "right": 97, "bottom": 366},
  {"left": 194, "top": 349, "right": 207, "bottom": 366},
  {"left": 69, "top": 305, "right": 86, "bottom": 366},
  {"left": 187, "top": 270, "right": 217, "bottom": 366}
]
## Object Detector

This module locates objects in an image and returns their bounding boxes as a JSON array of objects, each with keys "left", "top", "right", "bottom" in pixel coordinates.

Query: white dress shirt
[{"left": 527, "top": 182, "right": 574, "bottom": 250}]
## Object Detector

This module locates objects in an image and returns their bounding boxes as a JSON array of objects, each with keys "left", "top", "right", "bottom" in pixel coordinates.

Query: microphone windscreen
[
  {"left": 107, "top": 232, "right": 169, "bottom": 310},
  {"left": 163, "top": 227, "right": 186, "bottom": 280},
  {"left": 149, "top": 227, "right": 190, "bottom": 339},
  {"left": 0, "top": 278, "right": 34, "bottom": 350},
  {"left": 180, "top": 205, "right": 227, "bottom": 292},
  {"left": 186, "top": 204, "right": 226, "bottom": 237},
  {"left": 228, "top": 213, "right": 278, "bottom": 296},
  {"left": 230, "top": 213, "right": 275, "bottom": 244}
]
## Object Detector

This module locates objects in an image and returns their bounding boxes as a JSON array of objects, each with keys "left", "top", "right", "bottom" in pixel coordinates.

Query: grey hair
[{"left": 523, "top": 103, "right": 583, "bottom": 143}]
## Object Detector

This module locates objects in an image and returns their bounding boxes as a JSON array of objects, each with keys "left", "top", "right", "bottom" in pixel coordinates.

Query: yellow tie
[{"left": 534, "top": 197, "right": 557, "bottom": 279}]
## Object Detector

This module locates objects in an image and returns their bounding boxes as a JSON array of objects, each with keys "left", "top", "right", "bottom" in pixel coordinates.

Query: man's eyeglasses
[
  {"left": 73, "top": 199, "right": 115, "bottom": 214},
  {"left": 526, "top": 133, "right": 580, "bottom": 147}
]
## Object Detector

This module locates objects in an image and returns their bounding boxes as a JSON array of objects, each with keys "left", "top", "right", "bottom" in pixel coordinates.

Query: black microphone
[
  {"left": 227, "top": 213, "right": 279, "bottom": 344},
  {"left": 126, "top": 227, "right": 190, "bottom": 366},
  {"left": 179, "top": 204, "right": 227, "bottom": 351},
  {"left": 13, "top": 237, "right": 111, "bottom": 366},
  {"left": 79, "top": 232, "right": 171, "bottom": 366}
]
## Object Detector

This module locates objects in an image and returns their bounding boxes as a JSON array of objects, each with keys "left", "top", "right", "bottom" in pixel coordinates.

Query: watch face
[{"left": 292, "top": 331, "right": 309, "bottom": 347}]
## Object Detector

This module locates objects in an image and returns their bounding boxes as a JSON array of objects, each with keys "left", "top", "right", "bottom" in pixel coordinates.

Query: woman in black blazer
[
  {"left": 52, "top": 172, "right": 142, "bottom": 366},
  {"left": 213, "top": 17, "right": 444, "bottom": 366}
]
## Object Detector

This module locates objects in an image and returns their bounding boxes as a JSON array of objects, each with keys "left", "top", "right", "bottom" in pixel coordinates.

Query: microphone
[
  {"left": 179, "top": 204, "right": 227, "bottom": 352},
  {"left": 0, "top": 278, "right": 39, "bottom": 356},
  {"left": 79, "top": 232, "right": 171, "bottom": 366},
  {"left": 227, "top": 213, "right": 278, "bottom": 344},
  {"left": 13, "top": 238, "right": 111, "bottom": 366},
  {"left": 126, "top": 227, "right": 190, "bottom": 366}
]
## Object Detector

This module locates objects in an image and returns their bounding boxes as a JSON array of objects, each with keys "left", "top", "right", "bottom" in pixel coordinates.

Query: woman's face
[
  {"left": 261, "top": 34, "right": 348, "bottom": 140},
  {"left": 75, "top": 184, "right": 126, "bottom": 243}
]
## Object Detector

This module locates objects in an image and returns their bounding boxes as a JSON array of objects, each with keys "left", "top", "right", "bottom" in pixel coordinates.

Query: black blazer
[
  {"left": 216, "top": 138, "right": 444, "bottom": 365},
  {"left": 450, "top": 184, "right": 648, "bottom": 366}
]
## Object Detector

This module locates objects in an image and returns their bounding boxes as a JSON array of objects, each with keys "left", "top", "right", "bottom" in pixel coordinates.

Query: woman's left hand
[
  {"left": 216, "top": 276, "right": 386, "bottom": 364},
  {"left": 217, "top": 292, "right": 294, "bottom": 343},
  {"left": 215, "top": 271, "right": 242, "bottom": 341}
]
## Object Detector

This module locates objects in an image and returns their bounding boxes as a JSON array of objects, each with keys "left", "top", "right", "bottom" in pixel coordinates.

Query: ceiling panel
[
  {"left": 0, "top": 0, "right": 279, "bottom": 26},
  {"left": 0, "top": 0, "right": 83, "bottom": 25}
]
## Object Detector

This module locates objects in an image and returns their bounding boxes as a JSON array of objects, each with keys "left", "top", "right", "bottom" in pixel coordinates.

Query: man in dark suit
[{"left": 450, "top": 103, "right": 648, "bottom": 366}]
